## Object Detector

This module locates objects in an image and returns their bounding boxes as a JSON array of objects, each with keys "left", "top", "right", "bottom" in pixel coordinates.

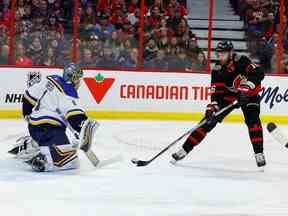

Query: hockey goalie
[{"left": 8, "top": 63, "right": 99, "bottom": 172}]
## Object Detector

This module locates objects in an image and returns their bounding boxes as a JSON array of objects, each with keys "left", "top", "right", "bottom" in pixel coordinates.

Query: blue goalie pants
[{"left": 28, "top": 124, "right": 79, "bottom": 171}]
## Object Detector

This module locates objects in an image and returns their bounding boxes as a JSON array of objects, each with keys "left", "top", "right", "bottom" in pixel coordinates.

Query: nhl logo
[{"left": 27, "top": 71, "right": 41, "bottom": 87}]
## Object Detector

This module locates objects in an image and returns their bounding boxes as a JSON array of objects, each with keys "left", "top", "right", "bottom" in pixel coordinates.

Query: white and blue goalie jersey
[{"left": 23, "top": 75, "right": 87, "bottom": 133}]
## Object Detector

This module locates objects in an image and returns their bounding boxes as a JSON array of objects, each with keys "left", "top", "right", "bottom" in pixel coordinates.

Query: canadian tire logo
[{"left": 84, "top": 74, "right": 115, "bottom": 104}]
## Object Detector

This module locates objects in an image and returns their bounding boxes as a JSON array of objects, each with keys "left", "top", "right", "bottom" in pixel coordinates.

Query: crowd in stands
[
  {"left": 0, "top": 0, "right": 10, "bottom": 64},
  {"left": 2, "top": 0, "right": 286, "bottom": 73},
  {"left": 230, "top": 0, "right": 288, "bottom": 73},
  {"left": 0, "top": 0, "right": 207, "bottom": 71},
  {"left": 77, "top": 0, "right": 205, "bottom": 70}
]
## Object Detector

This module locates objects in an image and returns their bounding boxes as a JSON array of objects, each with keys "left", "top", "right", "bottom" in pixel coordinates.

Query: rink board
[{"left": 0, "top": 67, "right": 287, "bottom": 124}]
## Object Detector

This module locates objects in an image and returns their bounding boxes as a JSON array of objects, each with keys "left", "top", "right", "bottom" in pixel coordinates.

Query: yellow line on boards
[{"left": 0, "top": 110, "right": 287, "bottom": 124}]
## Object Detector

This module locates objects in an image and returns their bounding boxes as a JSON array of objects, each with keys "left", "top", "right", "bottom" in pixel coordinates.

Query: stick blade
[
  {"left": 131, "top": 158, "right": 149, "bottom": 167},
  {"left": 267, "top": 122, "right": 288, "bottom": 148}
]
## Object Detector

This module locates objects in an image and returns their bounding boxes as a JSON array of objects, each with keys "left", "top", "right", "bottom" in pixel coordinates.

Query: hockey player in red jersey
[{"left": 171, "top": 41, "right": 266, "bottom": 168}]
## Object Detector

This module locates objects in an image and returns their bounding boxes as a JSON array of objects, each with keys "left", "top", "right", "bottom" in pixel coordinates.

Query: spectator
[
  {"left": 144, "top": 38, "right": 158, "bottom": 61},
  {"left": 146, "top": 6, "right": 163, "bottom": 30},
  {"left": 97, "top": 0, "right": 110, "bottom": 14},
  {"left": 168, "top": 48, "right": 191, "bottom": 70},
  {"left": 156, "top": 28, "right": 170, "bottom": 49},
  {"left": 47, "top": 15, "right": 64, "bottom": 33},
  {"left": 43, "top": 46, "right": 57, "bottom": 66},
  {"left": 152, "top": 0, "right": 165, "bottom": 14},
  {"left": 26, "top": 36, "right": 44, "bottom": 65},
  {"left": 15, "top": 42, "right": 33, "bottom": 66},
  {"left": 175, "top": 18, "right": 190, "bottom": 47},
  {"left": 145, "top": 48, "right": 168, "bottom": 70},
  {"left": 191, "top": 51, "right": 207, "bottom": 71},
  {"left": 245, "top": 0, "right": 274, "bottom": 39},
  {"left": 127, "top": 8, "right": 140, "bottom": 25},
  {"left": 0, "top": 44, "right": 8, "bottom": 64},
  {"left": 166, "top": 0, "right": 188, "bottom": 18},
  {"left": 86, "top": 33, "right": 103, "bottom": 59},
  {"left": 186, "top": 36, "right": 201, "bottom": 61},
  {"left": 167, "top": 6, "right": 185, "bottom": 33},
  {"left": 118, "top": 38, "right": 134, "bottom": 65},
  {"left": 78, "top": 48, "right": 95, "bottom": 67},
  {"left": 245, "top": 0, "right": 274, "bottom": 59},
  {"left": 120, "top": 47, "right": 139, "bottom": 68},
  {"left": 128, "top": 0, "right": 141, "bottom": 14},
  {"left": 96, "top": 44, "right": 118, "bottom": 68},
  {"left": 93, "top": 15, "right": 115, "bottom": 40},
  {"left": 80, "top": 5, "right": 97, "bottom": 35}
]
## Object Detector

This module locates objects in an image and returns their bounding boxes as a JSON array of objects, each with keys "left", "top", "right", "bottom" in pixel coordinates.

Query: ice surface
[{"left": 0, "top": 119, "right": 288, "bottom": 216}]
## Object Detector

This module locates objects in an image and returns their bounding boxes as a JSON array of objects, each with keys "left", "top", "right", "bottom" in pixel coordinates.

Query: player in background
[
  {"left": 171, "top": 41, "right": 266, "bottom": 168},
  {"left": 8, "top": 63, "right": 98, "bottom": 172}
]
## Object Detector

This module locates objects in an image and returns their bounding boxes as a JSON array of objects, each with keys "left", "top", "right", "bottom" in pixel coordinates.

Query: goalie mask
[{"left": 63, "top": 63, "right": 83, "bottom": 90}]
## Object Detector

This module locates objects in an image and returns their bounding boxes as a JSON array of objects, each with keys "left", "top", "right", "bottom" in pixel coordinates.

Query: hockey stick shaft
[{"left": 137, "top": 101, "right": 239, "bottom": 165}]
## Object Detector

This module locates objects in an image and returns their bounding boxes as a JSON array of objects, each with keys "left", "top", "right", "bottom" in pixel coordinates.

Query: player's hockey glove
[
  {"left": 205, "top": 101, "right": 219, "bottom": 125},
  {"left": 236, "top": 86, "right": 250, "bottom": 106}
]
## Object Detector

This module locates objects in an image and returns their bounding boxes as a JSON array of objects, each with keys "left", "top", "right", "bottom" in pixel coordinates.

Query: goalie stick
[
  {"left": 131, "top": 101, "right": 239, "bottom": 167},
  {"left": 267, "top": 122, "right": 288, "bottom": 148}
]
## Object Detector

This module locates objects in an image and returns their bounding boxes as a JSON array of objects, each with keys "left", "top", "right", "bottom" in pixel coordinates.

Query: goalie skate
[{"left": 26, "top": 153, "right": 47, "bottom": 172}]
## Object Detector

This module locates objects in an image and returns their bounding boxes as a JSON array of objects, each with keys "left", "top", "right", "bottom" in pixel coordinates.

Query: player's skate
[
  {"left": 170, "top": 148, "right": 187, "bottom": 164},
  {"left": 255, "top": 153, "right": 266, "bottom": 169}
]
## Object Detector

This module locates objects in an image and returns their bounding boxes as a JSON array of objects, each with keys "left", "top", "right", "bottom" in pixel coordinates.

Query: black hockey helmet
[{"left": 215, "top": 41, "right": 234, "bottom": 52}]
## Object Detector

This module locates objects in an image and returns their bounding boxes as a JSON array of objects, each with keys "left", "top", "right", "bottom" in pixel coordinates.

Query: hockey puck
[{"left": 267, "top": 122, "right": 277, "bottom": 132}]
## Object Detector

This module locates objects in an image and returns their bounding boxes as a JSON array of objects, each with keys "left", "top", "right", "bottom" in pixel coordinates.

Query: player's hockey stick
[
  {"left": 131, "top": 101, "right": 239, "bottom": 167},
  {"left": 267, "top": 122, "right": 288, "bottom": 148}
]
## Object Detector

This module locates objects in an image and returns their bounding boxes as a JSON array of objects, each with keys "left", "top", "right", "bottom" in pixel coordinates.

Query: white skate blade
[
  {"left": 258, "top": 166, "right": 265, "bottom": 172},
  {"left": 169, "top": 158, "right": 177, "bottom": 165}
]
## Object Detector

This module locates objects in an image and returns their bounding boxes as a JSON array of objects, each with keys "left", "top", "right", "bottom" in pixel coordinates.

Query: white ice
[{"left": 0, "top": 119, "right": 288, "bottom": 216}]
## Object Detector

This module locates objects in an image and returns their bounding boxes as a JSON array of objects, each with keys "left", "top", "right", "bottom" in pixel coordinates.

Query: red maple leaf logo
[{"left": 84, "top": 74, "right": 115, "bottom": 104}]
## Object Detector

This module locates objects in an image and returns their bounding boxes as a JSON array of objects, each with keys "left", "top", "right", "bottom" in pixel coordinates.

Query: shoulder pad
[{"left": 47, "top": 75, "right": 79, "bottom": 99}]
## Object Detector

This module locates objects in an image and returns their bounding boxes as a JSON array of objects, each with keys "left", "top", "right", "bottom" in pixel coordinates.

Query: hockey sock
[
  {"left": 248, "top": 123, "right": 263, "bottom": 154},
  {"left": 183, "top": 127, "right": 207, "bottom": 153}
]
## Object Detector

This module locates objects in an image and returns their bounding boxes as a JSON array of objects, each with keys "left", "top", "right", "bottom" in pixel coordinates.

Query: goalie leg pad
[
  {"left": 79, "top": 119, "right": 99, "bottom": 152},
  {"left": 27, "top": 124, "right": 79, "bottom": 172}
]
